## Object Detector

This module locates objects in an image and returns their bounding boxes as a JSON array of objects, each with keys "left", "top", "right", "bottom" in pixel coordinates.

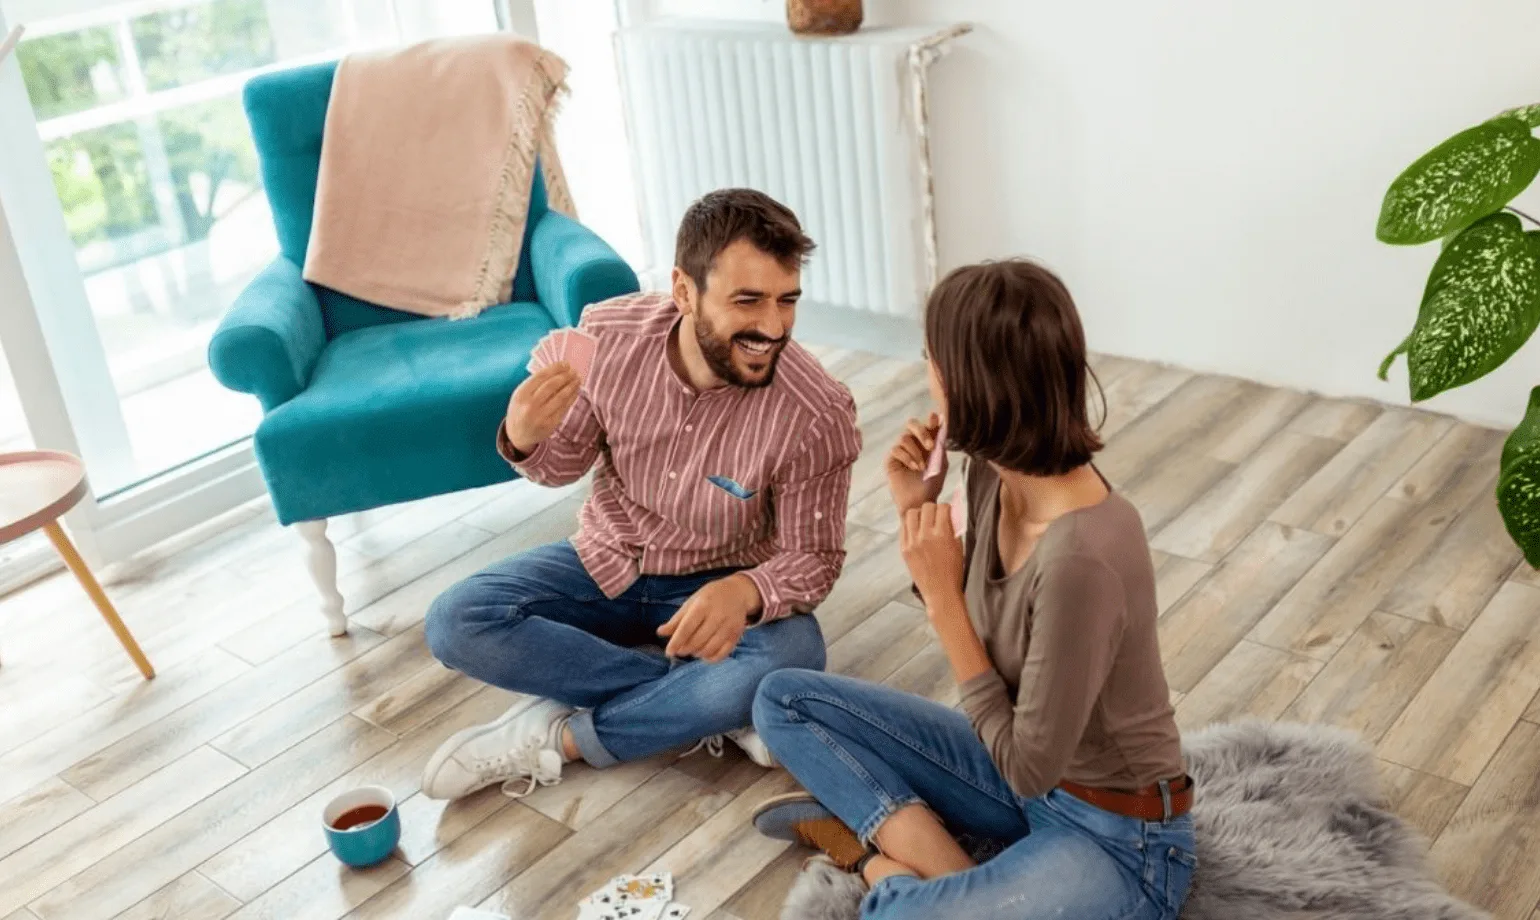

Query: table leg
[{"left": 43, "top": 521, "right": 155, "bottom": 680}]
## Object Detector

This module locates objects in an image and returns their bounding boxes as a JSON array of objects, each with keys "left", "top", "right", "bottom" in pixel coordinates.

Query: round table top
[{"left": 0, "top": 450, "right": 88, "bottom": 545}]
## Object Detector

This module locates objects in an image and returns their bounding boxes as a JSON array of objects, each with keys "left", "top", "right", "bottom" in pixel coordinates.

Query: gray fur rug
[{"left": 780, "top": 721, "right": 1486, "bottom": 920}]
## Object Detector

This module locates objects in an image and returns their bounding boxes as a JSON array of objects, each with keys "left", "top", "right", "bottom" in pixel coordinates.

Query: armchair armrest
[
  {"left": 529, "top": 211, "right": 640, "bottom": 328},
  {"left": 208, "top": 257, "right": 327, "bottom": 411}
]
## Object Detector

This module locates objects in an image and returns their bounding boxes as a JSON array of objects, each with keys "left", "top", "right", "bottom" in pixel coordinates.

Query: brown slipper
[{"left": 752, "top": 792, "right": 870, "bottom": 871}]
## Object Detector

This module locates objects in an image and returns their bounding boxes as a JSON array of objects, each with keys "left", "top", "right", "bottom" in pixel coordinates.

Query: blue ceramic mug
[{"left": 322, "top": 785, "right": 400, "bottom": 868}]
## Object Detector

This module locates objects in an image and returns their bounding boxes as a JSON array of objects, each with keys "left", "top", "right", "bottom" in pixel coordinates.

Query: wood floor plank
[
  {"left": 340, "top": 487, "right": 498, "bottom": 562},
  {"left": 1095, "top": 361, "right": 1194, "bottom": 441},
  {"left": 1150, "top": 552, "right": 1211, "bottom": 617},
  {"left": 1389, "top": 422, "right": 1505, "bottom": 504},
  {"left": 114, "top": 872, "right": 242, "bottom": 920},
  {"left": 1175, "top": 640, "right": 1323, "bottom": 732},
  {"left": 455, "top": 477, "right": 584, "bottom": 538},
  {"left": 1379, "top": 582, "right": 1540, "bottom": 785},
  {"left": 1159, "top": 523, "right": 1334, "bottom": 693},
  {"left": 342, "top": 799, "right": 568, "bottom": 920},
  {"left": 1098, "top": 375, "right": 1288, "bottom": 485},
  {"left": 353, "top": 663, "right": 483, "bottom": 737},
  {"left": 476, "top": 768, "right": 737, "bottom": 920},
  {"left": 218, "top": 521, "right": 496, "bottom": 667},
  {"left": 825, "top": 600, "right": 932, "bottom": 684},
  {"left": 58, "top": 630, "right": 386, "bottom": 803},
  {"left": 224, "top": 855, "right": 409, "bottom": 920},
  {"left": 211, "top": 626, "right": 438, "bottom": 768},
  {"left": 1269, "top": 409, "right": 1453, "bottom": 537},
  {"left": 1203, "top": 386, "right": 1315, "bottom": 465},
  {"left": 2, "top": 911, "right": 40, "bottom": 920},
  {"left": 520, "top": 751, "right": 672, "bottom": 832},
  {"left": 29, "top": 716, "right": 394, "bottom": 920},
  {"left": 0, "top": 745, "right": 247, "bottom": 917},
  {"left": 811, "top": 534, "right": 910, "bottom": 645},
  {"left": 0, "top": 777, "right": 93, "bottom": 863},
  {"left": 720, "top": 848, "right": 805, "bottom": 920},
  {"left": 1118, "top": 450, "right": 1236, "bottom": 536},
  {"left": 886, "top": 641, "right": 957, "bottom": 707},
  {"left": 0, "top": 675, "right": 114, "bottom": 760},
  {"left": 1378, "top": 489, "right": 1523, "bottom": 630},
  {"left": 1284, "top": 612, "right": 1459, "bottom": 743},
  {"left": 198, "top": 686, "right": 518, "bottom": 900},
  {"left": 1512, "top": 563, "right": 1540, "bottom": 590},
  {"left": 349, "top": 492, "right": 590, "bottom": 639},
  {"left": 1375, "top": 760, "right": 1468, "bottom": 842},
  {"left": 0, "top": 646, "right": 253, "bottom": 808},
  {"left": 1525, "top": 689, "right": 1540, "bottom": 726},
  {"left": 1427, "top": 720, "right": 1540, "bottom": 919},
  {"left": 1283, "top": 398, "right": 1382, "bottom": 443},
  {"left": 1152, "top": 430, "right": 1342, "bottom": 562},
  {"left": 639, "top": 771, "right": 799, "bottom": 916},
  {"left": 1248, "top": 425, "right": 1503, "bottom": 662}
]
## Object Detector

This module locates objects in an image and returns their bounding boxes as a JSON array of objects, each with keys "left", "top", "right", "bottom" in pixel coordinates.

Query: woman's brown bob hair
[{"left": 924, "top": 259, "right": 1103, "bottom": 476}]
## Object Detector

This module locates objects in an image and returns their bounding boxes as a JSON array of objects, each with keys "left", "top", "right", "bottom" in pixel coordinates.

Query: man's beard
[{"left": 695, "top": 308, "right": 786, "bottom": 388}]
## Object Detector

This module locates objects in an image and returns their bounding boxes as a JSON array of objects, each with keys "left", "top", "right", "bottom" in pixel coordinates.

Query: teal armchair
[{"left": 210, "top": 60, "right": 637, "bottom": 635}]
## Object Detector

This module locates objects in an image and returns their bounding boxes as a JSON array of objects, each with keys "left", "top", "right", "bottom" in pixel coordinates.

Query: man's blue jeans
[
  {"left": 754, "top": 669, "right": 1198, "bottom": 920},
  {"left": 425, "top": 540, "right": 826, "bottom": 766}
]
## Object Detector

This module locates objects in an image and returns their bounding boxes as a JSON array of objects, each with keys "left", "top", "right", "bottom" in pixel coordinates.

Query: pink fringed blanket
[{"left": 303, "top": 35, "right": 575, "bottom": 319}]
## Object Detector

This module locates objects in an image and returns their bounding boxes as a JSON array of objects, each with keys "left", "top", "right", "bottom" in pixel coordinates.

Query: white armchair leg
[{"left": 296, "top": 519, "right": 347, "bottom": 636}]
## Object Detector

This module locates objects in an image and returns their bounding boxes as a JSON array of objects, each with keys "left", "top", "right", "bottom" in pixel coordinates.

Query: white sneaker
[
  {"left": 421, "top": 697, "right": 573, "bottom": 800},
  {"left": 681, "top": 727, "right": 778, "bottom": 768}
]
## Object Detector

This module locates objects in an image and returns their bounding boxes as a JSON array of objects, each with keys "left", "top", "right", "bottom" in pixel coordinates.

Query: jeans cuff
[
  {"left": 855, "top": 794, "right": 922, "bottom": 847},
  {"left": 567, "top": 709, "right": 619, "bottom": 768},
  {"left": 863, "top": 872, "right": 925, "bottom": 913}
]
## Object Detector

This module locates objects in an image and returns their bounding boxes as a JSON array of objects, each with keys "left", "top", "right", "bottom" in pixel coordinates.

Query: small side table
[{"left": 0, "top": 450, "right": 155, "bottom": 679}]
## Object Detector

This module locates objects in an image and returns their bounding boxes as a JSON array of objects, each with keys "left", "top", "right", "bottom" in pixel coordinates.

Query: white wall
[{"left": 646, "top": 0, "right": 1540, "bottom": 428}]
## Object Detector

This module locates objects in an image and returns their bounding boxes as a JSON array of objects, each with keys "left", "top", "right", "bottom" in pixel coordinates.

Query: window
[{"left": 0, "top": 0, "right": 498, "bottom": 567}]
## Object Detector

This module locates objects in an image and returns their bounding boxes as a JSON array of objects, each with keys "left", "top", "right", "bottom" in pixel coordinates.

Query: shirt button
[
  {"left": 668, "top": 471, "right": 678, "bottom": 480},
  {"left": 649, "top": 543, "right": 657, "bottom": 550},
  {"left": 684, "top": 424, "right": 693, "bottom": 432},
  {"left": 814, "top": 511, "right": 823, "bottom": 520}
]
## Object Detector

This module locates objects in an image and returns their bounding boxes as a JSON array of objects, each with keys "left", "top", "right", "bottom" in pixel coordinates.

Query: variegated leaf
[
  {"left": 1495, "top": 102, "right": 1540, "bottom": 128},
  {"left": 1377, "top": 117, "right": 1540, "bottom": 245},
  {"left": 1380, "top": 213, "right": 1540, "bottom": 400},
  {"left": 1498, "top": 385, "right": 1540, "bottom": 567}
]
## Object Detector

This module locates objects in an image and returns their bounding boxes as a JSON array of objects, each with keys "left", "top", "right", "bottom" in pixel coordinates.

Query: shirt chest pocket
[{"left": 689, "top": 474, "right": 770, "bottom": 541}]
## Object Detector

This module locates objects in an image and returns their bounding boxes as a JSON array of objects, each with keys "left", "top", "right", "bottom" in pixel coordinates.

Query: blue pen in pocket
[{"left": 707, "top": 475, "right": 757, "bottom": 500}]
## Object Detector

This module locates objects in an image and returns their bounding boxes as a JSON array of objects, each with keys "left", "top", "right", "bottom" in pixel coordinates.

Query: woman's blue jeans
[{"left": 753, "top": 669, "right": 1197, "bottom": 920}]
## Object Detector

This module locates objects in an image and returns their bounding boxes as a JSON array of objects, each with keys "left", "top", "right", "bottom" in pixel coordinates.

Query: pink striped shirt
[{"left": 499, "top": 292, "right": 862, "bottom": 622}]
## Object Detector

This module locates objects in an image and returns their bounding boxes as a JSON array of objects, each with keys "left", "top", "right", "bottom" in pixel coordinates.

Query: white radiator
[{"left": 615, "top": 20, "right": 969, "bottom": 320}]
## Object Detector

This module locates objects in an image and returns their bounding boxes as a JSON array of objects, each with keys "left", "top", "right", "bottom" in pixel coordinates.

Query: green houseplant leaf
[
  {"left": 1499, "top": 386, "right": 1540, "bottom": 567},
  {"left": 1378, "top": 213, "right": 1540, "bottom": 400},
  {"left": 1495, "top": 102, "right": 1540, "bottom": 128},
  {"left": 1376, "top": 117, "right": 1540, "bottom": 244}
]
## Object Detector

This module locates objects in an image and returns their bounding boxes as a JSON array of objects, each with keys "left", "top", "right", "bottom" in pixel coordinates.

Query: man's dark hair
[
  {"left": 675, "top": 189, "right": 815, "bottom": 291},
  {"left": 924, "top": 259, "right": 1105, "bottom": 476}
]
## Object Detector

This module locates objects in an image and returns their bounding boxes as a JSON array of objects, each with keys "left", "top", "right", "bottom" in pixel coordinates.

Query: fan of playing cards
[
  {"left": 528, "top": 328, "right": 598, "bottom": 382},
  {"left": 579, "top": 871, "right": 690, "bottom": 920}
]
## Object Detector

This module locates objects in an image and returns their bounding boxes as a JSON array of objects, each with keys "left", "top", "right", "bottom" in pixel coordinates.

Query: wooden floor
[{"left": 2, "top": 348, "right": 1538, "bottom": 920}]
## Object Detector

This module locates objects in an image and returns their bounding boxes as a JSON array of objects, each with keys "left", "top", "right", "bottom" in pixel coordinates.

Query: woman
[{"left": 749, "top": 259, "right": 1196, "bottom": 919}]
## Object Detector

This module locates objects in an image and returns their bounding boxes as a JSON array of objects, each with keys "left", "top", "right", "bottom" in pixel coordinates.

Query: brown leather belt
[{"left": 1057, "top": 775, "right": 1194, "bottom": 821}]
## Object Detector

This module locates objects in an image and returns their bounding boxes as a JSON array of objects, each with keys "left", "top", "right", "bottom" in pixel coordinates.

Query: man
[{"left": 422, "top": 189, "right": 861, "bottom": 799}]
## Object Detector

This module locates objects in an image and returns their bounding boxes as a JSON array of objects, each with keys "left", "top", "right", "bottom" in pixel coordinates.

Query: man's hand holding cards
[{"left": 528, "top": 328, "right": 598, "bottom": 383}]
